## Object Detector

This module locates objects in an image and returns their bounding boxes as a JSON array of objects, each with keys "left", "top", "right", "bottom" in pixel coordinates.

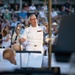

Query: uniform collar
[{"left": 30, "top": 24, "right": 38, "bottom": 28}]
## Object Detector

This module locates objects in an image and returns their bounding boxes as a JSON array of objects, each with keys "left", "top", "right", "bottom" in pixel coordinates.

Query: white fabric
[
  {"left": 2, "top": 34, "right": 11, "bottom": 48},
  {"left": 28, "top": 53, "right": 43, "bottom": 68},
  {"left": 42, "top": 6, "right": 47, "bottom": 11},
  {"left": 11, "top": 21, "right": 19, "bottom": 27},
  {"left": 15, "top": 53, "right": 29, "bottom": 67},
  {"left": 39, "top": 10, "right": 46, "bottom": 19},
  {"left": 51, "top": 11, "right": 58, "bottom": 18},
  {"left": 21, "top": 25, "right": 44, "bottom": 54},
  {"left": 0, "top": 59, "right": 19, "bottom": 72},
  {"left": 16, "top": 53, "right": 43, "bottom": 68},
  {"left": 0, "top": 49, "right": 5, "bottom": 61},
  {"left": 39, "top": 25, "right": 46, "bottom": 33},
  {"left": 29, "top": 6, "right": 36, "bottom": 11}
]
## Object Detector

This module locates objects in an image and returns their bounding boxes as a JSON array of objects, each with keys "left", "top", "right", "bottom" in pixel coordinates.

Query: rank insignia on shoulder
[{"left": 37, "top": 30, "right": 42, "bottom": 32}]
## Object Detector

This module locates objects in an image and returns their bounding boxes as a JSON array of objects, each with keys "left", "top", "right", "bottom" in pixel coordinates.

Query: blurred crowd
[{"left": 0, "top": 0, "right": 74, "bottom": 55}]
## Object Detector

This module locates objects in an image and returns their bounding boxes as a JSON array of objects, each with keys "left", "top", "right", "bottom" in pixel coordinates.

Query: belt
[
  {"left": 29, "top": 44, "right": 42, "bottom": 47},
  {"left": 34, "top": 45, "right": 37, "bottom": 47}
]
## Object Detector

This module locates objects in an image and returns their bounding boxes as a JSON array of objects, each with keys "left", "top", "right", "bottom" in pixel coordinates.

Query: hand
[{"left": 19, "top": 38, "right": 26, "bottom": 43}]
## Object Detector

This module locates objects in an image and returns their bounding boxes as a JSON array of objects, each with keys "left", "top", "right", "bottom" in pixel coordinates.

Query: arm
[
  {"left": 3, "top": 34, "right": 11, "bottom": 42},
  {"left": 19, "top": 38, "right": 26, "bottom": 43},
  {"left": 19, "top": 29, "right": 27, "bottom": 43}
]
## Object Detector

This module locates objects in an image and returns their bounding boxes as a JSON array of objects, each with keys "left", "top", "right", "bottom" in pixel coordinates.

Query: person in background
[
  {"left": 0, "top": 20, "right": 2, "bottom": 31},
  {"left": 11, "top": 26, "right": 21, "bottom": 45},
  {"left": 1, "top": 18, "right": 10, "bottom": 29},
  {"left": 41, "top": 3, "right": 48, "bottom": 11},
  {"left": 4, "top": 9, "right": 11, "bottom": 21},
  {"left": 18, "top": 9, "right": 27, "bottom": 23},
  {"left": 0, "top": 29, "right": 2, "bottom": 47},
  {"left": 17, "top": 23, "right": 25, "bottom": 35},
  {"left": 0, "top": 9, "right": 3, "bottom": 21},
  {"left": 14, "top": 4, "right": 19, "bottom": 11},
  {"left": 3, "top": 25, "right": 10, "bottom": 34},
  {"left": 51, "top": 8, "right": 58, "bottom": 21},
  {"left": 38, "top": 8, "right": 47, "bottom": 20},
  {"left": 2, "top": 29, "right": 11, "bottom": 48},
  {"left": 7, "top": 4, "right": 12, "bottom": 11},
  {"left": 29, "top": 3, "right": 36, "bottom": 11},
  {"left": 64, "top": 0, "right": 71, "bottom": 14},
  {"left": 23, "top": 3, "right": 29, "bottom": 12},
  {"left": 11, "top": 17, "right": 20, "bottom": 36}
]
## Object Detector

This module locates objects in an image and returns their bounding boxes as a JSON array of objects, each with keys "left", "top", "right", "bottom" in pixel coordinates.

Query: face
[
  {"left": 45, "top": 22, "right": 48, "bottom": 27},
  {"left": 16, "top": 27, "right": 20, "bottom": 34},
  {"left": 29, "top": 15, "right": 37, "bottom": 27}
]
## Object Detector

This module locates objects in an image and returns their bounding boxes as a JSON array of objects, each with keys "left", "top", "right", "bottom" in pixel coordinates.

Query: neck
[
  {"left": 31, "top": 24, "right": 38, "bottom": 27},
  {"left": 7, "top": 58, "right": 17, "bottom": 65},
  {"left": 32, "top": 26, "right": 36, "bottom": 27}
]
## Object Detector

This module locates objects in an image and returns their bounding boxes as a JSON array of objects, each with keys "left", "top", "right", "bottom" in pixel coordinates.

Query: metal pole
[
  {"left": 14, "top": 0, "right": 16, "bottom": 4},
  {"left": 44, "top": 0, "right": 46, "bottom": 4},
  {"left": 20, "top": 0, "right": 22, "bottom": 11},
  {"left": 48, "top": 0, "right": 52, "bottom": 70}
]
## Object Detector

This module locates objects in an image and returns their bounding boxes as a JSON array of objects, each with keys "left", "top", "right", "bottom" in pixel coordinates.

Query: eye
[{"left": 30, "top": 18, "right": 36, "bottom": 21}]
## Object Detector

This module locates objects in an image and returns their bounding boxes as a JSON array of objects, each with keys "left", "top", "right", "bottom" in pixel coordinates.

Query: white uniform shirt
[{"left": 21, "top": 25, "right": 44, "bottom": 53}]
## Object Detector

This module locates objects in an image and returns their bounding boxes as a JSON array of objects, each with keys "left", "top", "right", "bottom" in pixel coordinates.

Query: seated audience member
[
  {"left": 4, "top": 9, "right": 11, "bottom": 21},
  {"left": 12, "top": 26, "right": 21, "bottom": 44},
  {"left": 51, "top": 8, "right": 58, "bottom": 20},
  {"left": 17, "top": 23, "right": 25, "bottom": 35},
  {"left": 14, "top": 4, "right": 19, "bottom": 11},
  {"left": 51, "top": 22, "right": 58, "bottom": 35},
  {"left": 1, "top": 18, "right": 10, "bottom": 29},
  {"left": 0, "top": 48, "right": 19, "bottom": 71},
  {"left": 64, "top": 0, "right": 71, "bottom": 14},
  {"left": 2, "top": 29, "right": 11, "bottom": 48},
  {"left": 11, "top": 17, "right": 20, "bottom": 35},
  {"left": 29, "top": 3, "right": 36, "bottom": 11},
  {"left": 18, "top": 9, "right": 27, "bottom": 22},
  {"left": 3, "top": 25, "right": 10, "bottom": 34},
  {"left": 23, "top": 3, "right": 29, "bottom": 12},
  {"left": 42, "top": 3, "right": 48, "bottom": 11},
  {"left": 38, "top": 8, "right": 47, "bottom": 20},
  {"left": 0, "top": 30, "right": 2, "bottom": 47}
]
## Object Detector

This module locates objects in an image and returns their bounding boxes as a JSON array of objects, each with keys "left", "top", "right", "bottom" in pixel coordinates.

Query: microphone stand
[
  {"left": 20, "top": 42, "right": 22, "bottom": 69},
  {"left": 19, "top": 35, "right": 22, "bottom": 69}
]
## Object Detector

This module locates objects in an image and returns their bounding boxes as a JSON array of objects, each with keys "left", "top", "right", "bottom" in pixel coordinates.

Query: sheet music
[
  {"left": 15, "top": 53, "right": 20, "bottom": 67},
  {"left": 21, "top": 53, "right": 29, "bottom": 67},
  {"left": 16, "top": 53, "right": 29, "bottom": 67},
  {"left": 27, "top": 53, "right": 43, "bottom": 68},
  {"left": 16, "top": 52, "right": 43, "bottom": 68}
]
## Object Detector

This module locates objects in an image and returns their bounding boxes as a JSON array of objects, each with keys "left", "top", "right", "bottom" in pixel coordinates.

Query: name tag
[{"left": 37, "top": 30, "right": 42, "bottom": 32}]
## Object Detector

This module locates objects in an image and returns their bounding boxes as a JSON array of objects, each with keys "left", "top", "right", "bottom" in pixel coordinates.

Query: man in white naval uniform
[{"left": 19, "top": 14, "right": 44, "bottom": 54}]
